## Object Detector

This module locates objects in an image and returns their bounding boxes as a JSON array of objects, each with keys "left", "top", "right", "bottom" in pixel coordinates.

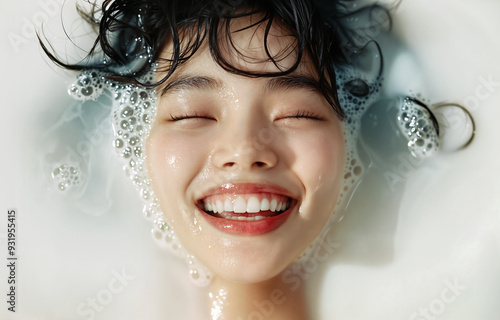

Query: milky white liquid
[{"left": 1, "top": 0, "right": 499, "bottom": 319}]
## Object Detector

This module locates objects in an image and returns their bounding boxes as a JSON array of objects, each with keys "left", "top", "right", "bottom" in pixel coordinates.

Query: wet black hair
[{"left": 40, "top": 0, "right": 391, "bottom": 119}]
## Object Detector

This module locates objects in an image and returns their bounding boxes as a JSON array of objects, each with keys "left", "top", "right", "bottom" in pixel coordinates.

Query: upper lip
[{"left": 195, "top": 182, "right": 298, "bottom": 203}]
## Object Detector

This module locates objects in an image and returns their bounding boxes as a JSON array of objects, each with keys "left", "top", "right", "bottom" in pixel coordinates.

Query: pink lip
[
  {"left": 196, "top": 183, "right": 296, "bottom": 236},
  {"left": 198, "top": 207, "right": 294, "bottom": 236}
]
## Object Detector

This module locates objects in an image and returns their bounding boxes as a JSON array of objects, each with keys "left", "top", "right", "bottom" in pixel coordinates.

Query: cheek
[
  {"left": 294, "top": 127, "right": 344, "bottom": 179},
  {"left": 145, "top": 128, "right": 207, "bottom": 215},
  {"left": 288, "top": 124, "right": 345, "bottom": 213}
]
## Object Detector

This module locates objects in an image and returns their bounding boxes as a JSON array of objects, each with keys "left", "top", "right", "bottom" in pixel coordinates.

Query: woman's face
[{"left": 146, "top": 20, "right": 345, "bottom": 283}]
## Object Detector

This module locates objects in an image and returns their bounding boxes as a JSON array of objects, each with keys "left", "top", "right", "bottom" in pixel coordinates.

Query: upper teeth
[{"left": 203, "top": 196, "right": 290, "bottom": 214}]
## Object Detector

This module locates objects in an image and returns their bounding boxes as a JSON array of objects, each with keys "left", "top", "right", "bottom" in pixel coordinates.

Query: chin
[
  {"left": 203, "top": 246, "right": 294, "bottom": 284},
  {"left": 214, "top": 263, "right": 287, "bottom": 284}
]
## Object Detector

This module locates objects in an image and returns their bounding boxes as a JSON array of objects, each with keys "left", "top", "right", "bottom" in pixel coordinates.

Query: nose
[{"left": 211, "top": 123, "right": 279, "bottom": 171}]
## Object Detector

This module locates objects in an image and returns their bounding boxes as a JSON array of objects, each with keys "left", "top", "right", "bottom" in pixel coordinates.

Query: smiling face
[{"left": 145, "top": 17, "right": 345, "bottom": 283}]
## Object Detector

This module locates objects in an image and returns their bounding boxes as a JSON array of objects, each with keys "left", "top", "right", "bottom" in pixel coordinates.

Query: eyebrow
[
  {"left": 159, "top": 74, "right": 322, "bottom": 96},
  {"left": 160, "top": 76, "right": 222, "bottom": 96},
  {"left": 266, "top": 75, "right": 322, "bottom": 93}
]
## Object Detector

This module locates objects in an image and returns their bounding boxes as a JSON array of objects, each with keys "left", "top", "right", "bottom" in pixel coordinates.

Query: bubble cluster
[
  {"left": 334, "top": 71, "right": 383, "bottom": 207},
  {"left": 109, "top": 74, "right": 212, "bottom": 286},
  {"left": 107, "top": 74, "right": 193, "bottom": 261},
  {"left": 396, "top": 97, "right": 439, "bottom": 158},
  {"left": 67, "top": 68, "right": 212, "bottom": 286},
  {"left": 186, "top": 254, "right": 213, "bottom": 287},
  {"left": 51, "top": 164, "right": 80, "bottom": 191},
  {"left": 69, "top": 71, "right": 106, "bottom": 101},
  {"left": 111, "top": 85, "right": 154, "bottom": 182}
]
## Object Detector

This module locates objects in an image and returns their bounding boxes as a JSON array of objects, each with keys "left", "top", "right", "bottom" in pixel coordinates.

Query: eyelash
[
  {"left": 169, "top": 112, "right": 212, "bottom": 121},
  {"left": 168, "top": 110, "right": 322, "bottom": 121},
  {"left": 287, "top": 110, "right": 322, "bottom": 120}
]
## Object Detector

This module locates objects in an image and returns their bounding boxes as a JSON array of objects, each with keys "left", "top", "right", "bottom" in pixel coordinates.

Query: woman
[{"left": 39, "top": 0, "right": 469, "bottom": 319}]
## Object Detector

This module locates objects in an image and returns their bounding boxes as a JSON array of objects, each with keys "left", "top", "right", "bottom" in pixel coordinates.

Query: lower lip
[{"left": 198, "top": 207, "right": 294, "bottom": 236}]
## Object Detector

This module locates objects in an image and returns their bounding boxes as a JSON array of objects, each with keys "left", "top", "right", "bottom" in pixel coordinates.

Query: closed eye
[
  {"left": 168, "top": 112, "right": 214, "bottom": 121},
  {"left": 286, "top": 110, "right": 323, "bottom": 120}
]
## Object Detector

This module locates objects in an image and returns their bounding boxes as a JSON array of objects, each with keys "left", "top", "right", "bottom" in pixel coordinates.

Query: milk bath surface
[{"left": 1, "top": 1, "right": 499, "bottom": 320}]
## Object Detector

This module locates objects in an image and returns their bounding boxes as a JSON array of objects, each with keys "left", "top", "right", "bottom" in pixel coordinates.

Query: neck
[{"left": 206, "top": 272, "right": 308, "bottom": 320}]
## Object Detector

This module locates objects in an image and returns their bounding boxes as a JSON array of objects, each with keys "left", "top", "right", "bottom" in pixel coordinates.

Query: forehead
[
  {"left": 158, "top": 13, "right": 317, "bottom": 79},
  {"left": 223, "top": 14, "right": 300, "bottom": 70}
]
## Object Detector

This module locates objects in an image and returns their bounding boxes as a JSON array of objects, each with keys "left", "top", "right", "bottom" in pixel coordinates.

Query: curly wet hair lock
[{"left": 39, "top": 0, "right": 391, "bottom": 119}]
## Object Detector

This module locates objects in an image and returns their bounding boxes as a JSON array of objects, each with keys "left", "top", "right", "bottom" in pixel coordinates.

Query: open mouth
[
  {"left": 199, "top": 194, "right": 292, "bottom": 220},
  {"left": 196, "top": 193, "right": 296, "bottom": 235}
]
